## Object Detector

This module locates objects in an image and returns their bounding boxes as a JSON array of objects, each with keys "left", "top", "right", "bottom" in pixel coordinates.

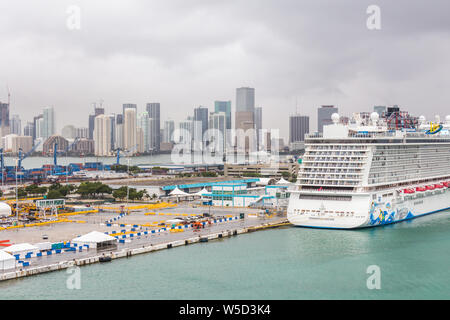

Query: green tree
[
  {"left": 47, "top": 189, "right": 63, "bottom": 199},
  {"left": 112, "top": 187, "right": 128, "bottom": 200},
  {"left": 201, "top": 171, "right": 217, "bottom": 177},
  {"left": 16, "top": 187, "right": 27, "bottom": 198}
]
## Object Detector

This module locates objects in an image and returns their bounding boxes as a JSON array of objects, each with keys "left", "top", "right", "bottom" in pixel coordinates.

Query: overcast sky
[{"left": 1, "top": 0, "right": 450, "bottom": 140}]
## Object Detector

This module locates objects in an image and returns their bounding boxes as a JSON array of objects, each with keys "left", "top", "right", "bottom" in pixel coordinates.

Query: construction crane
[{"left": 17, "top": 140, "right": 42, "bottom": 169}]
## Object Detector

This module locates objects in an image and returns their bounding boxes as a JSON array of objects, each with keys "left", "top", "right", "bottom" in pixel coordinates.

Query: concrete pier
[{"left": 0, "top": 219, "right": 290, "bottom": 281}]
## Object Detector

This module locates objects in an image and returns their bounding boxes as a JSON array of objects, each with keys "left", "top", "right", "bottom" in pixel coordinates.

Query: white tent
[
  {"left": 276, "top": 177, "right": 291, "bottom": 185},
  {"left": 169, "top": 187, "right": 189, "bottom": 196},
  {"left": 2, "top": 243, "right": 39, "bottom": 256},
  {"left": 0, "top": 250, "right": 16, "bottom": 271},
  {"left": 169, "top": 187, "right": 191, "bottom": 202},
  {"left": 72, "top": 231, "right": 117, "bottom": 249},
  {"left": 194, "top": 188, "right": 209, "bottom": 197},
  {"left": 0, "top": 202, "right": 12, "bottom": 217}
]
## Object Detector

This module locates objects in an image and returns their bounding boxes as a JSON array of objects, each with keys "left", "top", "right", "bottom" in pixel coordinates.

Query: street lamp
[
  {"left": 15, "top": 158, "right": 19, "bottom": 223},
  {"left": 126, "top": 156, "right": 130, "bottom": 214}
]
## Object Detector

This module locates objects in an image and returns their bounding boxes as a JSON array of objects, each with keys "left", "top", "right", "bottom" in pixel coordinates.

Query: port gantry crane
[
  {"left": 52, "top": 137, "right": 80, "bottom": 174},
  {"left": 17, "top": 140, "right": 42, "bottom": 170},
  {"left": 114, "top": 144, "right": 137, "bottom": 165}
]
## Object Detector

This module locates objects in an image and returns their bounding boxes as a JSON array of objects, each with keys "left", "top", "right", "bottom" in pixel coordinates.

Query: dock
[{"left": 0, "top": 218, "right": 291, "bottom": 281}]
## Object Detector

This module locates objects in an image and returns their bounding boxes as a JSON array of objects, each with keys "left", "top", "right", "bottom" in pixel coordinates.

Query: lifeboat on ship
[
  {"left": 426, "top": 185, "right": 436, "bottom": 191},
  {"left": 403, "top": 188, "right": 415, "bottom": 194},
  {"left": 434, "top": 184, "right": 444, "bottom": 189},
  {"left": 442, "top": 181, "right": 450, "bottom": 188},
  {"left": 416, "top": 186, "right": 427, "bottom": 192}
]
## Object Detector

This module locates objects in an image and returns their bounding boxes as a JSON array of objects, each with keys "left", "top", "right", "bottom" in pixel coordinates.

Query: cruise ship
[{"left": 287, "top": 112, "right": 450, "bottom": 229}]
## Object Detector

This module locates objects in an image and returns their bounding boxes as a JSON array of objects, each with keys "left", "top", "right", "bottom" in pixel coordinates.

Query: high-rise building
[
  {"left": 24, "top": 122, "right": 34, "bottom": 137},
  {"left": 317, "top": 105, "right": 338, "bottom": 133},
  {"left": 289, "top": 115, "right": 310, "bottom": 144},
  {"left": 88, "top": 105, "right": 105, "bottom": 139},
  {"left": 109, "top": 114, "right": 116, "bottom": 151},
  {"left": 0, "top": 102, "right": 10, "bottom": 138},
  {"left": 124, "top": 107, "right": 137, "bottom": 153},
  {"left": 236, "top": 87, "right": 255, "bottom": 113},
  {"left": 94, "top": 114, "right": 112, "bottom": 156},
  {"left": 2, "top": 134, "right": 33, "bottom": 153},
  {"left": 33, "top": 114, "right": 43, "bottom": 142},
  {"left": 10, "top": 115, "right": 21, "bottom": 135},
  {"left": 115, "top": 115, "right": 124, "bottom": 150},
  {"left": 136, "top": 127, "right": 145, "bottom": 153},
  {"left": 209, "top": 112, "right": 227, "bottom": 153},
  {"left": 122, "top": 104, "right": 137, "bottom": 115},
  {"left": 235, "top": 87, "right": 255, "bottom": 131},
  {"left": 75, "top": 127, "right": 89, "bottom": 139},
  {"left": 178, "top": 120, "right": 192, "bottom": 144},
  {"left": 235, "top": 111, "right": 254, "bottom": 131},
  {"left": 163, "top": 120, "right": 175, "bottom": 143},
  {"left": 42, "top": 107, "right": 55, "bottom": 140},
  {"left": 254, "top": 107, "right": 262, "bottom": 149},
  {"left": 146, "top": 103, "right": 160, "bottom": 151},
  {"left": 214, "top": 101, "right": 232, "bottom": 129},
  {"left": 194, "top": 106, "right": 209, "bottom": 136},
  {"left": 138, "top": 112, "right": 150, "bottom": 152},
  {"left": 192, "top": 119, "right": 203, "bottom": 151}
]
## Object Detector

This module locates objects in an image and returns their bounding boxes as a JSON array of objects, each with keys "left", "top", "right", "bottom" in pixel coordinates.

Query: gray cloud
[{"left": 0, "top": 0, "right": 449, "bottom": 139}]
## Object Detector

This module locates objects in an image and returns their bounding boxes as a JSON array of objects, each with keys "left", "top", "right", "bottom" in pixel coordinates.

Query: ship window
[{"left": 299, "top": 194, "right": 352, "bottom": 201}]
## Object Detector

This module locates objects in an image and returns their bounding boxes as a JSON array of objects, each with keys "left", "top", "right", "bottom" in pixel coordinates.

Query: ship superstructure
[{"left": 287, "top": 112, "right": 450, "bottom": 228}]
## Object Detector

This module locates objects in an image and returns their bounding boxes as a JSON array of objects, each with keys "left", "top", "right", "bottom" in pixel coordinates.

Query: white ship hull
[{"left": 287, "top": 188, "right": 450, "bottom": 229}]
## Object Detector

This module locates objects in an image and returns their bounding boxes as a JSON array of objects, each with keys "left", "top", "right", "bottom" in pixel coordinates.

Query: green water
[{"left": 1, "top": 210, "right": 450, "bottom": 299}]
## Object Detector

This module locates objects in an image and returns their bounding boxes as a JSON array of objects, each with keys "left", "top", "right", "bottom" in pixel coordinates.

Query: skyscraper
[
  {"left": 88, "top": 106, "right": 105, "bottom": 140},
  {"left": 122, "top": 104, "right": 137, "bottom": 115},
  {"left": 317, "top": 105, "right": 338, "bottom": 133},
  {"left": 289, "top": 115, "right": 310, "bottom": 143},
  {"left": 254, "top": 107, "right": 262, "bottom": 149},
  {"left": 194, "top": 106, "right": 209, "bottom": 136},
  {"left": 138, "top": 112, "right": 150, "bottom": 152},
  {"left": 109, "top": 114, "right": 116, "bottom": 151},
  {"left": 178, "top": 120, "right": 192, "bottom": 144},
  {"left": 94, "top": 114, "right": 112, "bottom": 156},
  {"left": 115, "top": 115, "right": 124, "bottom": 150},
  {"left": 24, "top": 122, "right": 34, "bottom": 137},
  {"left": 214, "top": 101, "right": 232, "bottom": 129},
  {"left": 235, "top": 87, "right": 255, "bottom": 131},
  {"left": 10, "top": 115, "right": 21, "bottom": 135},
  {"left": 0, "top": 102, "right": 10, "bottom": 138},
  {"left": 146, "top": 103, "right": 160, "bottom": 151},
  {"left": 42, "top": 107, "right": 55, "bottom": 140},
  {"left": 33, "top": 114, "right": 43, "bottom": 143},
  {"left": 236, "top": 87, "right": 255, "bottom": 112},
  {"left": 124, "top": 107, "right": 137, "bottom": 152},
  {"left": 209, "top": 111, "right": 227, "bottom": 153},
  {"left": 163, "top": 120, "right": 175, "bottom": 143}
]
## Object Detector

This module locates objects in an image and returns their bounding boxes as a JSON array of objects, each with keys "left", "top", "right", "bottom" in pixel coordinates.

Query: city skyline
[{"left": 1, "top": 1, "right": 450, "bottom": 140}]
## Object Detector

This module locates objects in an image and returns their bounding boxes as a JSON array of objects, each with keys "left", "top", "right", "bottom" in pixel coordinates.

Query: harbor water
[
  {"left": 3, "top": 154, "right": 174, "bottom": 170},
  {"left": 0, "top": 209, "right": 449, "bottom": 299}
]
